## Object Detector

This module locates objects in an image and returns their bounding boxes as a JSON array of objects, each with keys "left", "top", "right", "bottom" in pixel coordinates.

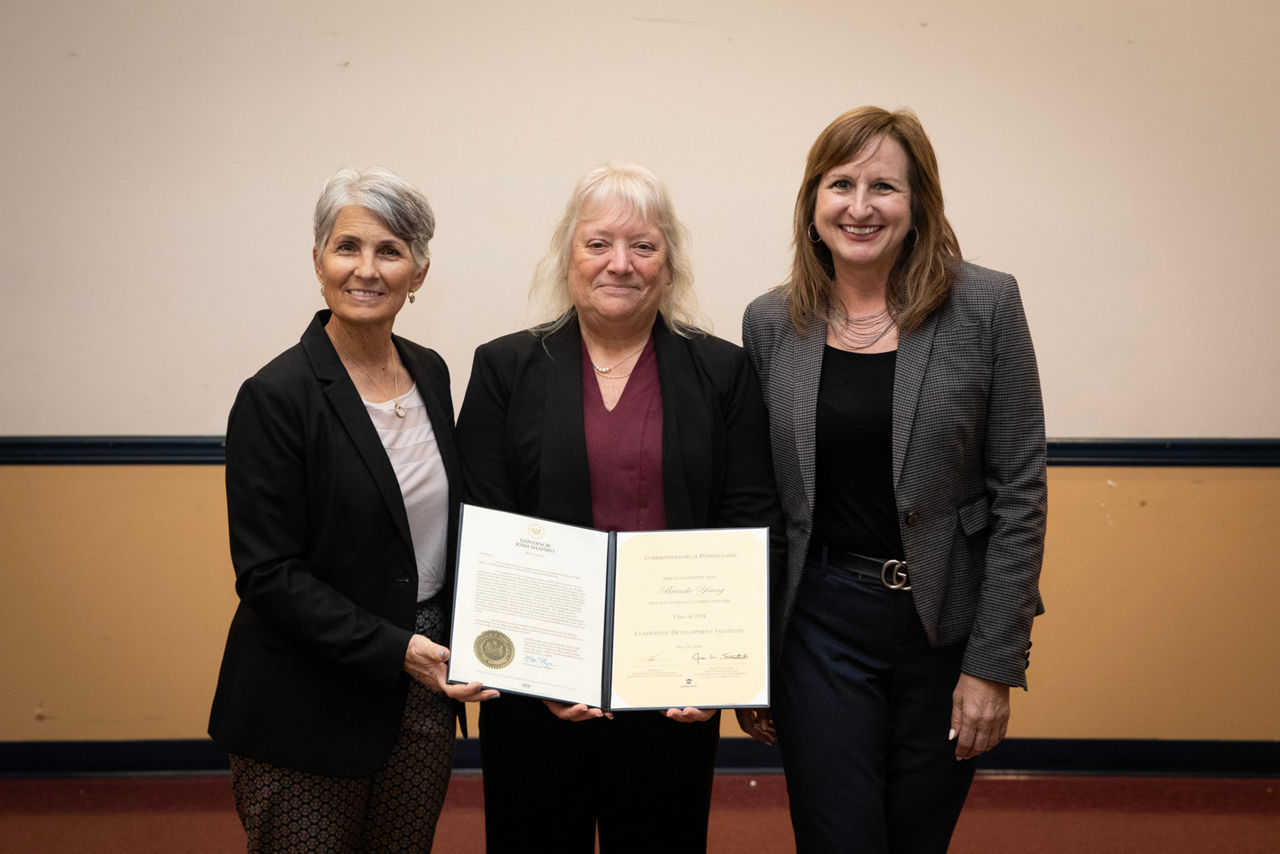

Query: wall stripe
[
  {"left": 2, "top": 738, "right": 1276, "bottom": 778},
  {"left": 2, "top": 436, "right": 1278, "bottom": 466},
  {"left": 0, "top": 437, "right": 226, "bottom": 465},
  {"left": 1047, "top": 438, "right": 1280, "bottom": 466}
]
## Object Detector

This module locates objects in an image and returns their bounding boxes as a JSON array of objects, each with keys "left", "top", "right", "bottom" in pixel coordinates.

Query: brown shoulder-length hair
[{"left": 786, "top": 106, "right": 960, "bottom": 332}]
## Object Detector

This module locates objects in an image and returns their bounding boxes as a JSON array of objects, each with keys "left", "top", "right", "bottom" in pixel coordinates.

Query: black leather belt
[{"left": 808, "top": 543, "right": 911, "bottom": 591}]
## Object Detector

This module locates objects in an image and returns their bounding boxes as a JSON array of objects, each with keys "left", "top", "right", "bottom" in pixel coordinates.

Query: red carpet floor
[{"left": 1, "top": 772, "right": 1276, "bottom": 852}]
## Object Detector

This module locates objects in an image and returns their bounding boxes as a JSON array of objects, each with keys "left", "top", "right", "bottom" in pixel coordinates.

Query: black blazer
[
  {"left": 455, "top": 314, "right": 778, "bottom": 548},
  {"left": 743, "top": 261, "right": 1047, "bottom": 688},
  {"left": 208, "top": 310, "right": 463, "bottom": 777}
]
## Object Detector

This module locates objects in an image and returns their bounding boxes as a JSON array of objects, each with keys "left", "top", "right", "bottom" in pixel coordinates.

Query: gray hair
[
  {"left": 530, "top": 162, "right": 705, "bottom": 336},
  {"left": 313, "top": 167, "right": 435, "bottom": 273}
]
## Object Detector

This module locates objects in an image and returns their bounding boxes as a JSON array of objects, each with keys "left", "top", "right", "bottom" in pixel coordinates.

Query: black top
[{"left": 812, "top": 346, "right": 905, "bottom": 559}]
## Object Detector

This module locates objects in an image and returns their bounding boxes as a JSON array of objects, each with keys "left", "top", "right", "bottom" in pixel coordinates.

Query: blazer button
[{"left": 904, "top": 511, "right": 920, "bottom": 525}]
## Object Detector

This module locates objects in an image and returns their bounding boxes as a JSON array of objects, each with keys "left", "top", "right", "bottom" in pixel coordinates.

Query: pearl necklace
[{"left": 589, "top": 343, "right": 646, "bottom": 375}]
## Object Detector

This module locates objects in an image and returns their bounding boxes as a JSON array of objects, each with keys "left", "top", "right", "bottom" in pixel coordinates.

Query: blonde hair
[
  {"left": 529, "top": 162, "right": 706, "bottom": 336},
  {"left": 787, "top": 107, "right": 960, "bottom": 332}
]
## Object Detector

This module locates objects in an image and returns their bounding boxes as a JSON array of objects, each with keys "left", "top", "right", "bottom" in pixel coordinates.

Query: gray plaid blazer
[{"left": 742, "top": 261, "right": 1046, "bottom": 688}]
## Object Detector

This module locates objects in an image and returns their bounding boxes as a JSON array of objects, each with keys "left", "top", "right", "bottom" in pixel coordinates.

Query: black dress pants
[
  {"left": 480, "top": 694, "right": 719, "bottom": 853},
  {"left": 775, "top": 555, "right": 977, "bottom": 853}
]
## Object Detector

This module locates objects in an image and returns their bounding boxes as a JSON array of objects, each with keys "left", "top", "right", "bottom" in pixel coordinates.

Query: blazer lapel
[
  {"left": 538, "top": 318, "right": 595, "bottom": 526},
  {"left": 302, "top": 311, "right": 414, "bottom": 547},
  {"left": 653, "top": 321, "right": 702, "bottom": 527},
  {"left": 892, "top": 309, "right": 940, "bottom": 487},
  {"left": 789, "top": 317, "right": 827, "bottom": 508}
]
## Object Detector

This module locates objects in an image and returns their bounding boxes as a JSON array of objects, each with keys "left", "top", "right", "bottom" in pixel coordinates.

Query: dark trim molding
[
  {"left": 980, "top": 738, "right": 1280, "bottom": 777},
  {"left": 2, "top": 436, "right": 1278, "bottom": 466},
  {"left": 1047, "top": 438, "right": 1280, "bottom": 467},
  {"left": 2, "top": 738, "right": 1276, "bottom": 778},
  {"left": 717, "top": 737, "right": 1280, "bottom": 777},
  {"left": 0, "top": 436, "right": 225, "bottom": 465},
  {"left": 1, "top": 739, "right": 232, "bottom": 776}
]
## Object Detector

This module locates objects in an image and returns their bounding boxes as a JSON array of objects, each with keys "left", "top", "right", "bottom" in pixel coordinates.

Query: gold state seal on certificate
[{"left": 474, "top": 630, "right": 515, "bottom": 669}]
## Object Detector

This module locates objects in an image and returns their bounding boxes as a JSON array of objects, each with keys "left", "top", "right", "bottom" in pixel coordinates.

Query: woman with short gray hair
[{"left": 209, "top": 166, "right": 497, "bottom": 851}]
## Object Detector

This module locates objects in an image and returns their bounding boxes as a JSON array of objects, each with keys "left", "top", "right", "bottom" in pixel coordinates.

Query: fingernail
[{"left": 948, "top": 728, "right": 957, "bottom": 740}]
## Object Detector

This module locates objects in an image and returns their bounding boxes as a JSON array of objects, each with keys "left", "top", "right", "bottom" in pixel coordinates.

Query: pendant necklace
[
  {"left": 348, "top": 350, "right": 407, "bottom": 416},
  {"left": 327, "top": 326, "right": 407, "bottom": 416},
  {"left": 390, "top": 368, "right": 406, "bottom": 417}
]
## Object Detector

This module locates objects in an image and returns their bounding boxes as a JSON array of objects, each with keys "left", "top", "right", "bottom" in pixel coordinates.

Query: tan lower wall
[{"left": 1, "top": 465, "right": 1276, "bottom": 743}]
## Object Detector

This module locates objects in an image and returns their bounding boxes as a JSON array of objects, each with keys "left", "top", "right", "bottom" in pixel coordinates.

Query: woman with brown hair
[{"left": 740, "top": 107, "right": 1047, "bottom": 852}]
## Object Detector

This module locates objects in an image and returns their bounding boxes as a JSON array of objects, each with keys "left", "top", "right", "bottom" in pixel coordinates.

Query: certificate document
[{"left": 448, "top": 504, "right": 769, "bottom": 711}]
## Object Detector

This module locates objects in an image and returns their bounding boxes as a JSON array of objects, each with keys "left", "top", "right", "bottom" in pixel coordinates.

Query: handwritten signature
[{"left": 692, "top": 652, "right": 748, "bottom": 663}]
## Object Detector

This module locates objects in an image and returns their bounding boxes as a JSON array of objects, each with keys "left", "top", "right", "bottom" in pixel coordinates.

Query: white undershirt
[{"left": 362, "top": 384, "right": 449, "bottom": 602}]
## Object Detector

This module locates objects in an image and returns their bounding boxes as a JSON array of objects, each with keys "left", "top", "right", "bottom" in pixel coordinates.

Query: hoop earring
[
  {"left": 807, "top": 222, "right": 823, "bottom": 244},
  {"left": 908, "top": 227, "right": 919, "bottom": 245}
]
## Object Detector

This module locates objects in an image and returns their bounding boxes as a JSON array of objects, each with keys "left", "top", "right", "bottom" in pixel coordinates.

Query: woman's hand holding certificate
[{"left": 448, "top": 505, "right": 770, "bottom": 712}]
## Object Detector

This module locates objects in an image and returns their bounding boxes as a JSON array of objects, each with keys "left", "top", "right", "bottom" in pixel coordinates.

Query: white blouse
[{"left": 362, "top": 384, "right": 449, "bottom": 602}]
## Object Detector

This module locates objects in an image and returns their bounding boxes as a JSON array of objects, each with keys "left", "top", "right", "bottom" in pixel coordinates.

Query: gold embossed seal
[{"left": 474, "top": 630, "right": 515, "bottom": 669}]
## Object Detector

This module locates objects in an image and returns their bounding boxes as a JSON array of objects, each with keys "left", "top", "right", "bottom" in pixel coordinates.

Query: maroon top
[{"left": 581, "top": 336, "right": 666, "bottom": 532}]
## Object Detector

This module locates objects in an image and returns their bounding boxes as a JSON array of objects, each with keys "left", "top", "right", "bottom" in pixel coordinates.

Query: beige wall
[
  {"left": 2, "top": 1, "right": 1279, "bottom": 438},
  {"left": 2, "top": 464, "right": 1276, "bottom": 743}
]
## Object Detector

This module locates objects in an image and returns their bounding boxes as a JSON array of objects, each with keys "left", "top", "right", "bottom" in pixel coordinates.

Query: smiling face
[
  {"left": 567, "top": 200, "right": 672, "bottom": 335},
  {"left": 315, "top": 205, "right": 427, "bottom": 331},
  {"left": 812, "top": 134, "right": 914, "bottom": 285}
]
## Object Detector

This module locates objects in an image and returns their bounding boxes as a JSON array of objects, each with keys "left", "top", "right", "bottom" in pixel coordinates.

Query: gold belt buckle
[{"left": 880, "top": 559, "right": 911, "bottom": 591}]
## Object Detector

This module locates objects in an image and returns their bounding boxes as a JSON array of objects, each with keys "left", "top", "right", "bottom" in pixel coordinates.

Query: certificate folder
[{"left": 447, "top": 503, "right": 770, "bottom": 712}]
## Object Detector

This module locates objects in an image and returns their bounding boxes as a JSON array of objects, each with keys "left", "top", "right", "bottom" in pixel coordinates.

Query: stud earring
[{"left": 408, "top": 292, "right": 416, "bottom": 304}]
